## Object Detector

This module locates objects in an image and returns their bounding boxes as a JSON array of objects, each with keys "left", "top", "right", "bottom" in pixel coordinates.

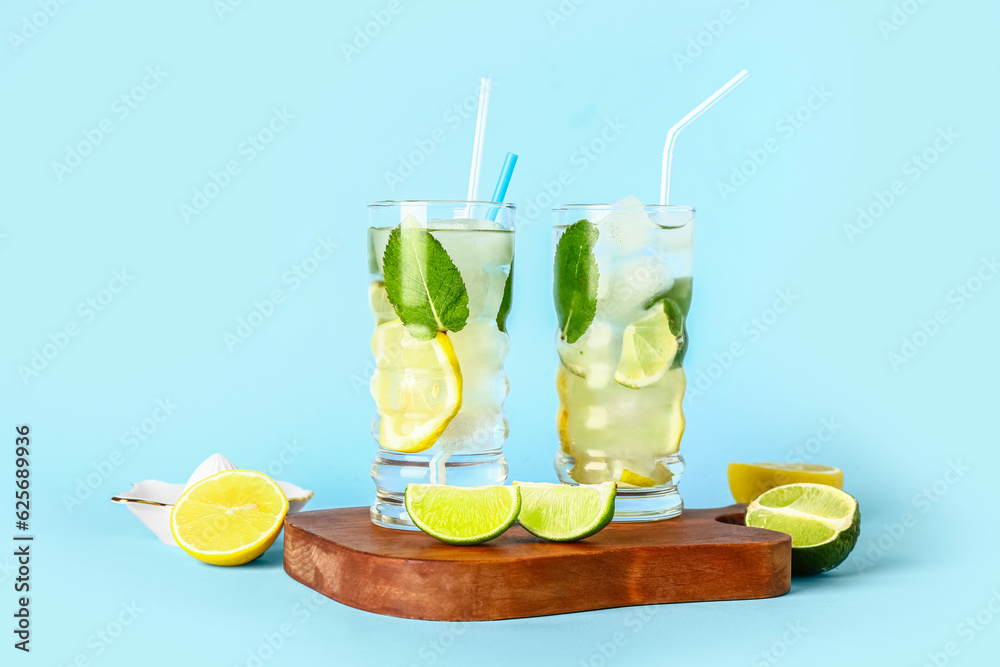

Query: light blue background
[{"left": 2, "top": 0, "right": 998, "bottom": 665}]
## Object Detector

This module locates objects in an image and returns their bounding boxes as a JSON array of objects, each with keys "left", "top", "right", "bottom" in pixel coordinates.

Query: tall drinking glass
[
  {"left": 552, "top": 201, "right": 693, "bottom": 521},
  {"left": 367, "top": 201, "right": 514, "bottom": 528}
]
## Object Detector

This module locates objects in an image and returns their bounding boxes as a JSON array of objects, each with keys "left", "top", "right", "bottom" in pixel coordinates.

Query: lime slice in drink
[
  {"left": 514, "top": 481, "right": 615, "bottom": 542},
  {"left": 728, "top": 462, "right": 844, "bottom": 503},
  {"left": 614, "top": 307, "right": 679, "bottom": 389},
  {"left": 405, "top": 484, "right": 520, "bottom": 545},
  {"left": 745, "top": 483, "right": 860, "bottom": 575},
  {"left": 370, "top": 321, "right": 462, "bottom": 454}
]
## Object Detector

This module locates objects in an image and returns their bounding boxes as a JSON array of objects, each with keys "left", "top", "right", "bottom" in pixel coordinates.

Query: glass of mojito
[
  {"left": 552, "top": 197, "right": 693, "bottom": 521},
  {"left": 367, "top": 201, "right": 514, "bottom": 529}
]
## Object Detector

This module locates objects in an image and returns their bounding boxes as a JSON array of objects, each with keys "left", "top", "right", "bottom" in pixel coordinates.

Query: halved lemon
[
  {"left": 614, "top": 307, "right": 679, "bottom": 389},
  {"left": 371, "top": 320, "right": 462, "bottom": 453},
  {"left": 728, "top": 462, "right": 844, "bottom": 503},
  {"left": 170, "top": 470, "right": 288, "bottom": 566}
]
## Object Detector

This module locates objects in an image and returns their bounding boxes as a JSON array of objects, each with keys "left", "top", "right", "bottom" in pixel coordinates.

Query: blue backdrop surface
[{"left": 2, "top": 1, "right": 998, "bottom": 665}]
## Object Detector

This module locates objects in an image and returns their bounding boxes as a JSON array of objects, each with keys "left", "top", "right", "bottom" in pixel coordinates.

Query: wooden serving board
[
  {"left": 283, "top": 505, "right": 790, "bottom": 621},
  {"left": 285, "top": 505, "right": 792, "bottom": 621}
]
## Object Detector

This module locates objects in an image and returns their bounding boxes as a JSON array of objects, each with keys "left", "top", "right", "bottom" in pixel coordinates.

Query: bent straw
[
  {"left": 466, "top": 77, "right": 492, "bottom": 202},
  {"left": 660, "top": 69, "right": 749, "bottom": 205}
]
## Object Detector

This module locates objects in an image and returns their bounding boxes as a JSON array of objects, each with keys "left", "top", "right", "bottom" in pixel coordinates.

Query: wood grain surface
[{"left": 283, "top": 505, "right": 791, "bottom": 621}]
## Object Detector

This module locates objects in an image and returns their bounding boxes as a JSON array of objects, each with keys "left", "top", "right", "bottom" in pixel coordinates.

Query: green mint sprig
[
  {"left": 554, "top": 219, "right": 600, "bottom": 344},
  {"left": 383, "top": 220, "right": 469, "bottom": 341}
]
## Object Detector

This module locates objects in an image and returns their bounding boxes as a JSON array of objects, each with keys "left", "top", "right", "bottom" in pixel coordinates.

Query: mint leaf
[
  {"left": 383, "top": 226, "right": 469, "bottom": 340},
  {"left": 642, "top": 277, "right": 693, "bottom": 368},
  {"left": 496, "top": 258, "right": 513, "bottom": 333},
  {"left": 554, "top": 219, "right": 600, "bottom": 344},
  {"left": 641, "top": 276, "right": 692, "bottom": 315}
]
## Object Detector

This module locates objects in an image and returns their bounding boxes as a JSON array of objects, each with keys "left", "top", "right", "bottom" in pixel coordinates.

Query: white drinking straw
[
  {"left": 660, "top": 69, "right": 749, "bottom": 205},
  {"left": 466, "top": 77, "right": 492, "bottom": 202},
  {"left": 431, "top": 77, "right": 492, "bottom": 485}
]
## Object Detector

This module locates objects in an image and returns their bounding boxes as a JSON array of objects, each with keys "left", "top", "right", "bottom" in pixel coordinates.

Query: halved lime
[
  {"left": 514, "top": 481, "right": 615, "bottom": 542},
  {"left": 746, "top": 483, "right": 860, "bottom": 575},
  {"left": 614, "top": 307, "right": 679, "bottom": 389},
  {"left": 405, "top": 484, "right": 520, "bottom": 545}
]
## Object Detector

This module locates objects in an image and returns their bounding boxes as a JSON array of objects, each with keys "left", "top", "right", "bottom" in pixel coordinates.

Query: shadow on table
[
  {"left": 789, "top": 548, "right": 908, "bottom": 593},
  {"left": 242, "top": 541, "right": 286, "bottom": 569}
]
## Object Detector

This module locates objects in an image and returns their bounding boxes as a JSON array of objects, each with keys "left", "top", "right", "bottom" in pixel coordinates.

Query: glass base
[
  {"left": 554, "top": 451, "right": 685, "bottom": 522},
  {"left": 370, "top": 448, "right": 508, "bottom": 530},
  {"left": 370, "top": 490, "right": 421, "bottom": 530},
  {"left": 612, "top": 486, "right": 684, "bottom": 522}
]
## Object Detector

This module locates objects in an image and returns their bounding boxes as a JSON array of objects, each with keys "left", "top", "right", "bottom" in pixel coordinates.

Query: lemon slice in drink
[
  {"left": 515, "top": 481, "right": 616, "bottom": 541},
  {"left": 728, "top": 462, "right": 844, "bottom": 503},
  {"left": 405, "top": 484, "right": 520, "bottom": 545},
  {"left": 170, "top": 470, "right": 288, "bottom": 566},
  {"left": 746, "top": 483, "right": 860, "bottom": 575},
  {"left": 371, "top": 320, "right": 462, "bottom": 453},
  {"left": 614, "top": 307, "right": 679, "bottom": 389},
  {"left": 620, "top": 464, "right": 674, "bottom": 488}
]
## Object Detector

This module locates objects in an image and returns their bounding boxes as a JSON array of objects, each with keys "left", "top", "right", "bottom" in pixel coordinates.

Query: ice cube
[
  {"left": 656, "top": 222, "right": 694, "bottom": 260},
  {"left": 596, "top": 196, "right": 657, "bottom": 260},
  {"left": 586, "top": 406, "right": 608, "bottom": 429},
  {"left": 557, "top": 321, "right": 620, "bottom": 388},
  {"left": 597, "top": 254, "right": 675, "bottom": 324},
  {"left": 448, "top": 321, "right": 510, "bottom": 373},
  {"left": 461, "top": 265, "right": 508, "bottom": 321},
  {"left": 437, "top": 408, "right": 506, "bottom": 451},
  {"left": 435, "top": 228, "right": 513, "bottom": 269},
  {"left": 615, "top": 195, "right": 645, "bottom": 212},
  {"left": 368, "top": 227, "right": 392, "bottom": 276}
]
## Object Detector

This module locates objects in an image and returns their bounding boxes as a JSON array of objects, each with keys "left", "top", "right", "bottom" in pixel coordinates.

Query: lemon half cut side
[{"left": 170, "top": 470, "right": 288, "bottom": 566}]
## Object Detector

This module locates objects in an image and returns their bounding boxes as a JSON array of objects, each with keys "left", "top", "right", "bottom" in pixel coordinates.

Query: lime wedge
[
  {"left": 514, "top": 482, "right": 615, "bottom": 542},
  {"left": 405, "top": 484, "right": 519, "bottom": 545},
  {"left": 614, "top": 307, "right": 678, "bottom": 389},
  {"left": 728, "top": 462, "right": 844, "bottom": 503},
  {"left": 746, "top": 483, "right": 860, "bottom": 575}
]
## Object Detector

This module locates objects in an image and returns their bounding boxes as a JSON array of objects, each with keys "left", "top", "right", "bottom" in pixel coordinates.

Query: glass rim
[
  {"left": 552, "top": 203, "right": 695, "bottom": 213},
  {"left": 368, "top": 199, "right": 516, "bottom": 209}
]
